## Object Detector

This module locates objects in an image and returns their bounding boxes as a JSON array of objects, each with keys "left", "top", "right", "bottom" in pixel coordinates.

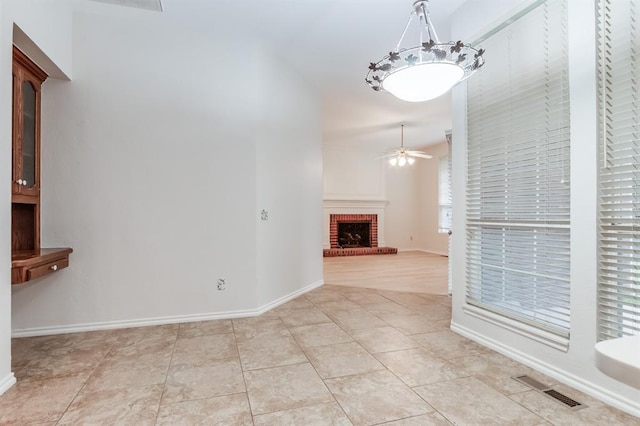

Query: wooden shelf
[
  {"left": 12, "top": 194, "right": 38, "bottom": 204},
  {"left": 11, "top": 247, "right": 73, "bottom": 284}
]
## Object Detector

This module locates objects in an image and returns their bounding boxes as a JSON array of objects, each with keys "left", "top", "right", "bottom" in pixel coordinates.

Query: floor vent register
[{"left": 512, "top": 375, "right": 586, "bottom": 411}]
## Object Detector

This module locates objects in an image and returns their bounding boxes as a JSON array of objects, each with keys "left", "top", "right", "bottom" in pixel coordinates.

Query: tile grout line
[
  {"left": 153, "top": 326, "right": 245, "bottom": 407},
  {"left": 305, "top": 290, "right": 449, "bottom": 424},
  {"left": 276, "top": 304, "right": 355, "bottom": 424},
  {"left": 230, "top": 319, "right": 257, "bottom": 426},
  {"left": 503, "top": 388, "right": 562, "bottom": 425},
  {"left": 151, "top": 327, "right": 180, "bottom": 425},
  {"left": 54, "top": 332, "right": 121, "bottom": 425},
  {"left": 342, "top": 290, "right": 459, "bottom": 424},
  {"left": 353, "top": 322, "right": 443, "bottom": 422}
]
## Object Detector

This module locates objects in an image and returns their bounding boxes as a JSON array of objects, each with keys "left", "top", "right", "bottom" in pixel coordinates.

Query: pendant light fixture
[{"left": 366, "top": 0, "right": 485, "bottom": 102}]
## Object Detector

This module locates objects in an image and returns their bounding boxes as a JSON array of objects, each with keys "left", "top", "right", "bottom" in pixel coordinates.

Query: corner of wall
[
  {"left": 0, "top": 372, "right": 16, "bottom": 396},
  {"left": 6, "top": 0, "right": 73, "bottom": 79},
  {"left": 254, "top": 42, "right": 323, "bottom": 308},
  {"left": 0, "top": 0, "right": 14, "bottom": 395}
]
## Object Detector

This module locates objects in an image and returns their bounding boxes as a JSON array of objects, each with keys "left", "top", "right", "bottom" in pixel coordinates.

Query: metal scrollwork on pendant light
[{"left": 366, "top": 0, "right": 485, "bottom": 102}]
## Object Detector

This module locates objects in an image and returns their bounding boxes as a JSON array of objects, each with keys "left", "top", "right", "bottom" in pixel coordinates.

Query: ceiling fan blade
[
  {"left": 376, "top": 153, "right": 399, "bottom": 159},
  {"left": 405, "top": 150, "right": 429, "bottom": 155},
  {"left": 408, "top": 153, "right": 433, "bottom": 159}
]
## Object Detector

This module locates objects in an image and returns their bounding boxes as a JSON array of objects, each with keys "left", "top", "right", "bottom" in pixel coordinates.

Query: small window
[{"left": 438, "top": 156, "right": 452, "bottom": 233}]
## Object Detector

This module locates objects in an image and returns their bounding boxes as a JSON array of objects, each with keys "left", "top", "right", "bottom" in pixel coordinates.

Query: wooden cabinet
[
  {"left": 12, "top": 48, "right": 44, "bottom": 201},
  {"left": 11, "top": 46, "right": 72, "bottom": 285}
]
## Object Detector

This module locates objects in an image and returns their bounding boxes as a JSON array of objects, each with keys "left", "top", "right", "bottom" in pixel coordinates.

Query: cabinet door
[
  {"left": 12, "top": 48, "right": 45, "bottom": 199},
  {"left": 19, "top": 73, "right": 40, "bottom": 198}
]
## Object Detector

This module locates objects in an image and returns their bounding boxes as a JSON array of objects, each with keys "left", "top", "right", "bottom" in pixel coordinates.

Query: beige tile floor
[{"left": 3, "top": 285, "right": 639, "bottom": 425}]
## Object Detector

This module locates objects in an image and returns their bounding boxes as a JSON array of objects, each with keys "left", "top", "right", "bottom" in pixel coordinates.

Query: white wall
[
  {"left": 255, "top": 48, "right": 323, "bottom": 307},
  {"left": 450, "top": 0, "right": 640, "bottom": 416},
  {"left": 415, "top": 142, "right": 449, "bottom": 255},
  {"left": 6, "top": 0, "right": 72, "bottom": 80},
  {"left": 323, "top": 145, "right": 386, "bottom": 201},
  {"left": 12, "top": 11, "right": 256, "bottom": 331},
  {"left": 384, "top": 158, "right": 419, "bottom": 250},
  {"left": 0, "top": 0, "right": 73, "bottom": 395},
  {"left": 385, "top": 141, "right": 449, "bottom": 254},
  {"left": 11, "top": 8, "right": 322, "bottom": 334}
]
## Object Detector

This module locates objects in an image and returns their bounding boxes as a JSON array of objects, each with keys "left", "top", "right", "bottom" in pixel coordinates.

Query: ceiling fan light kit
[
  {"left": 366, "top": 0, "right": 485, "bottom": 102},
  {"left": 383, "top": 124, "right": 432, "bottom": 167}
]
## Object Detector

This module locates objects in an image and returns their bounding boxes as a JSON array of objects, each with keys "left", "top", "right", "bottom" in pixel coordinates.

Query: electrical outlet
[
  {"left": 410, "top": 235, "right": 413, "bottom": 241},
  {"left": 261, "top": 210, "right": 269, "bottom": 221},
  {"left": 217, "top": 278, "right": 226, "bottom": 290}
]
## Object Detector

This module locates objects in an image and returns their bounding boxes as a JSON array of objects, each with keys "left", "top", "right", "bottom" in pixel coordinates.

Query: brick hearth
[{"left": 323, "top": 247, "right": 398, "bottom": 257}]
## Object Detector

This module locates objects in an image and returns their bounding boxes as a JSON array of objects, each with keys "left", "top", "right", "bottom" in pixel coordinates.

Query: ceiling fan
[{"left": 379, "top": 124, "right": 433, "bottom": 166}]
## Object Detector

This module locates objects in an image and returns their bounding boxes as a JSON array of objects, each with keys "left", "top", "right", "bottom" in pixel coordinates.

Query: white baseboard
[
  {"left": 12, "top": 280, "right": 324, "bottom": 338},
  {"left": 255, "top": 280, "right": 324, "bottom": 315},
  {"left": 462, "top": 304, "right": 569, "bottom": 352},
  {"left": 398, "top": 248, "right": 449, "bottom": 256},
  {"left": 0, "top": 373, "right": 16, "bottom": 396},
  {"left": 451, "top": 321, "right": 640, "bottom": 418}
]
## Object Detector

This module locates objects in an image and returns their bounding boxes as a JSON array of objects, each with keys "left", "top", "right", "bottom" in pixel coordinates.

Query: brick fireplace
[{"left": 324, "top": 213, "right": 397, "bottom": 257}]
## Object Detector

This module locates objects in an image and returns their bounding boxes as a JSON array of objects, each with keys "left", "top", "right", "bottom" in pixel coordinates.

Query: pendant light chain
[
  {"left": 423, "top": 7, "right": 440, "bottom": 43},
  {"left": 396, "top": 13, "right": 416, "bottom": 52}
]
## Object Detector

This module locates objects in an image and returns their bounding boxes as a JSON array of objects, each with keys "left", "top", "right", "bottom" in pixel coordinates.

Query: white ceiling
[{"left": 94, "top": 0, "right": 469, "bottom": 149}]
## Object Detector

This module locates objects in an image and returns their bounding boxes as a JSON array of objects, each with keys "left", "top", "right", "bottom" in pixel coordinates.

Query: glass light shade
[
  {"left": 389, "top": 157, "right": 398, "bottom": 166},
  {"left": 382, "top": 62, "right": 465, "bottom": 102},
  {"left": 407, "top": 157, "right": 415, "bottom": 165},
  {"left": 398, "top": 156, "right": 407, "bottom": 166}
]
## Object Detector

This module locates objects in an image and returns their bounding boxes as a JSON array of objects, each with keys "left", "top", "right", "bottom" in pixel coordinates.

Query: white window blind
[
  {"left": 597, "top": 0, "right": 640, "bottom": 340},
  {"left": 466, "top": 0, "right": 571, "bottom": 336},
  {"left": 439, "top": 155, "right": 452, "bottom": 233}
]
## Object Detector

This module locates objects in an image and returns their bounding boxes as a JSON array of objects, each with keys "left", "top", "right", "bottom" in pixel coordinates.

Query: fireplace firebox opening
[
  {"left": 338, "top": 222, "right": 371, "bottom": 248},
  {"left": 329, "top": 214, "right": 379, "bottom": 249}
]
